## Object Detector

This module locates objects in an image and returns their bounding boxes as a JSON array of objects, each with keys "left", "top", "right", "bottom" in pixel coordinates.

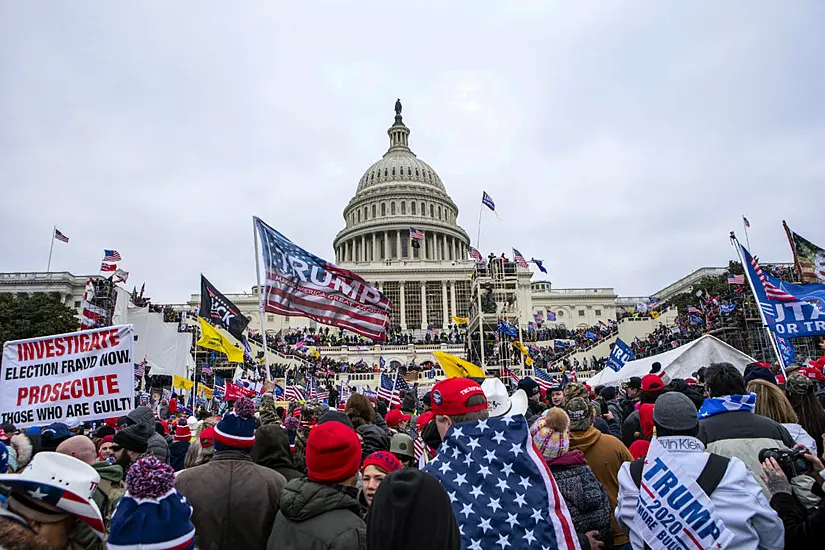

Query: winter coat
[
  {"left": 769, "top": 481, "right": 825, "bottom": 548},
  {"left": 782, "top": 422, "right": 818, "bottom": 453},
  {"left": 0, "top": 508, "right": 50, "bottom": 550},
  {"left": 618, "top": 397, "right": 638, "bottom": 422},
  {"left": 9, "top": 433, "right": 33, "bottom": 472},
  {"left": 594, "top": 416, "right": 621, "bottom": 439},
  {"left": 617, "top": 436, "right": 785, "bottom": 550},
  {"left": 548, "top": 450, "right": 613, "bottom": 547},
  {"left": 126, "top": 406, "right": 169, "bottom": 463},
  {"left": 698, "top": 410, "right": 795, "bottom": 497},
  {"left": 268, "top": 478, "right": 366, "bottom": 550},
  {"left": 169, "top": 441, "right": 190, "bottom": 472},
  {"left": 91, "top": 461, "right": 125, "bottom": 527},
  {"left": 177, "top": 450, "right": 287, "bottom": 550},
  {"left": 252, "top": 424, "right": 304, "bottom": 481},
  {"left": 620, "top": 410, "right": 641, "bottom": 448},
  {"left": 569, "top": 426, "right": 633, "bottom": 547},
  {"left": 357, "top": 424, "right": 390, "bottom": 463}
]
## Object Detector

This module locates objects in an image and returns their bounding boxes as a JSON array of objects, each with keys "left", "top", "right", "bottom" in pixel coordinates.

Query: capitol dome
[{"left": 333, "top": 100, "right": 471, "bottom": 267}]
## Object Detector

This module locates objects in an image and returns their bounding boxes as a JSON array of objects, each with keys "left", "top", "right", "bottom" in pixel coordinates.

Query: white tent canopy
[{"left": 586, "top": 335, "right": 757, "bottom": 387}]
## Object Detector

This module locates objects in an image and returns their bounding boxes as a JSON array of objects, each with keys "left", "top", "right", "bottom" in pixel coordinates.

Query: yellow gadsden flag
[
  {"left": 172, "top": 375, "right": 194, "bottom": 391},
  {"left": 197, "top": 317, "right": 245, "bottom": 363},
  {"left": 650, "top": 310, "right": 660, "bottom": 320},
  {"left": 451, "top": 316, "right": 469, "bottom": 325},
  {"left": 199, "top": 385, "right": 213, "bottom": 400},
  {"left": 433, "top": 351, "right": 486, "bottom": 379}
]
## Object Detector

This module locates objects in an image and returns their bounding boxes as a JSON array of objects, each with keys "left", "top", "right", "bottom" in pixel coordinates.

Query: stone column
[
  {"left": 372, "top": 234, "right": 378, "bottom": 262},
  {"left": 441, "top": 280, "right": 449, "bottom": 329},
  {"left": 396, "top": 231, "right": 401, "bottom": 260},
  {"left": 450, "top": 281, "right": 457, "bottom": 317},
  {"left": 345, "top": 241, "right": 350, "bottom": 262},
  {"left": 361, "top": 235, "right": 366, "bottom": 262},
  {"left": 384, "top": 231, "right": 389, "bottom": 260},
  {"left": 399, "top": 281, "right": 407, "bottom": 329},
  {"left": 451, "top": 237, "right": 457, "bottom": 261},
  {"left": 378, "top": 281, "right": 384, "bottom": 292},
  {"left": 420, "top": 281, "right": 428, "bottom": 329}
]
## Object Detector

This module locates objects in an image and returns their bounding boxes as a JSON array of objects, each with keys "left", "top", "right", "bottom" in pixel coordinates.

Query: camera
[{"left": 759, "top": 447, "right": 812, "bottom": 478}]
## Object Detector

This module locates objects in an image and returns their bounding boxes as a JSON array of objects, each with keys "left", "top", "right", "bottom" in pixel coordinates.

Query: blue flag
[
  {"left": 719, "top": 303, "right": 736, "bottom": 314},
  {"left": 481, "top": 191, "right": 495, "bottom": 211},
  {"left": 689, "top": 314, "right": 704, "bottom": 325},
  {"left": 777, "top": 336, "right": 796, "bottom": 368},
  {"left": 585, "top": 331, "right": 598, "bottom": 340},
  {"left": 423, "top": 416, "right": 579, "bottom": 550},
  {"left": 379, "top": 356, "right": 386, "bottom": 370},
  {"left": 740, "top": 242, "right": 825, "bottom": 337},
  {"left": 606, "top": 338, "right": 635, "bottom": 372},
  {"left": 532, "top": 259, "right": 547, "bottom": 274}
]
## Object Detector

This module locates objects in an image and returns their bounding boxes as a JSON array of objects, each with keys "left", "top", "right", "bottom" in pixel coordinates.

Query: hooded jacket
[
  {"left": 177, "top": 449, "right": 287, "bottom": 550},
  {"left": 356, "top": 425, "right": 390, "bottom": 463},
  {"left": 169, "top": 440, "right": 190, "bottom": 472},
  {"left": 126, "top": 406, "right": 169, "bottom": 463},
  {"left": 547, "top": 450, "right": 613, "bottom": 547},
  {"left": 366, "top": 468, "right": 461, "bottom": 550},
  {"left": 268, "top": 478, "right": 366, "bottom": 550},
  {"left": 91, "top": 460, "right": 125, "bottom": 525},
  {"left": 9, "top": 433, "right": 32, "bottom": 471},
  {"left": 252, "top": 424, "right": 304, "bottom": 481},
  {"left": 569, "top": 426, "right": 633, "bottom": 547},
  {"left": 616, "top": 436, "right": 785, "bottom": 550}
]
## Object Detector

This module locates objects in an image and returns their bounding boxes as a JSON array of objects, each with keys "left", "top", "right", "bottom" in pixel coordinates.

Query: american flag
[
  {"left": 747, "top": 252, "right": 797, "bottom": 302},
  {"left": 504, "top": 367, "right": 521, "bottom": 383},
  {"left": 569, "top": 362, "right": 578, "bottom": 382},
  {"left": 81, "top": 300, "right": 107, "bottom": 328},
  {"left": 274, "top": 384, "right": 285, "bottom": 399},
  {"left": 533, "top": 365, "right": 556, "bottom": 391},
  {"left": 100, "top": 263, "right": 117, "bottom": 272},
  {"left": 727, "top": 274, "right": 745, "bottom": 285},
  {"left": 6, "top": 479, "right": 105, "bottom": 538},
  {"left": 470, "top": 247, "right": 483, "bottom": 263},
  {"left": 338, "top": 381, "right": 351, "bottom": 410},
  {"left": 213, "top": 376, "right": 225, "bottom": 401},
  {"left": 134, "top": 361, "right": 146, "bottom": 379},
  {"left": 377, "top": 372, "right": 405, "bottom": 406},
  {"left": 102, "top": 249, "right": 122, "bottom": 262},
  {"left": 307, "top": 378, "right": 317, "bottom": 400},
  {"left": 423, "top": 416, "right": 579, "bottom": 550},
  {"left": 410, "top": 227, "right": 424, "bottom": 240},
  {"left": 54, "top": 228, "right": 69, "bottom": 243},
  {"left": 512, "top": 248, "right": 530, "bottom": 269},
  {"left": 201, "top": 366, "right": 213, "bottom": 376},
  {"left": 285, "top": 384, "right": 306, "bottom": 402},
  {"left": 413, "top": 436, "right": 426, "bottom": 462},
  {"left": 255, "top": 217, "right": 392, "bottom": 341}
]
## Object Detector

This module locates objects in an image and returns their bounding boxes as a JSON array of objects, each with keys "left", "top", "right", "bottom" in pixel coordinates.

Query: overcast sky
[{"left": 2, "top": 2, "right": 824, "bottom": 303}]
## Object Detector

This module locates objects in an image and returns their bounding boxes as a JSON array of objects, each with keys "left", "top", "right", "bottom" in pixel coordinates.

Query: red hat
[
  {"left": 798, "top": 367, "right": 825, "bottom": 382},
  {"left": 416, "top": 411, "right": 434, "bottom": 430},
  {"left": 385, "top": 409, "right": 411, "bottom": 428},
  {"left": 199, "top": 426, "right": 215, "bottom": 448},
  {"left": 430, "top": 378, "right": 486, "bottom": 417},
  {"left": 0, "top": 429, "right": 8, "bottom": 442},
  {"left": 685, "top": 377, "right": 698, "bottom": 386},
  {"left": 361, "top": 451, "right": 403, "bottom": 475},
  {"left": 641, "top": 374, "right": 664, "bottom": 392},
  {"left": 173, "top": 419, "right": 192, "bottom": 442},
  {"left": 306, "top": 421, "right": 362, "bottom": 484}
]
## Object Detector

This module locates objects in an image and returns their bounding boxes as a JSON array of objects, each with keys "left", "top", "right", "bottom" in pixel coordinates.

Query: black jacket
[
  {"left": 770, "top": 482, "right": 825, "bottom": 547},
  {"left": 268, "top": 478, "right": 366, "bottom": 550},
  {"left": 357, "top": 425, "right": 390, "bottom": 463},
  {"left": 252, "top": 424, "right": 304, "bottom": 481},
  {"left": 621, "top": 410, "right": 641, "bottom": 448},
  {"left": 169, "top": 441, "right": 189, "bottom": 472}
]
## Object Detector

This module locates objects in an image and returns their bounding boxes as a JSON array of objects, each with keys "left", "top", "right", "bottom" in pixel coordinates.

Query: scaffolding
[{"left": 465, "top": 258, "right": 529, "bottom": 375}]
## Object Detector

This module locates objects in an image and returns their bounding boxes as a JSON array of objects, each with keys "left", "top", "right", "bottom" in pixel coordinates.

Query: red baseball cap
[
  {"left": 430, "top": 378, "right": 487, "bottom": 416},
  {"left": 641, "top": 374, "right": 664, "bottom": 392},
  {"left": 385, "top": 409, "right": 412, "bottom": 428},
  {"left": 416, "top": 410, "right": 434, "bottom": 429},
  {"left": 798, "top": 367, "right": 825, "bottom": 382}
]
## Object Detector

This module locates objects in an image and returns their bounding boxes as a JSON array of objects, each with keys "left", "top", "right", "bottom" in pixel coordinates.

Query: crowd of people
[{"left": 3, "top": 355, "right": 825, "bottom": 549}]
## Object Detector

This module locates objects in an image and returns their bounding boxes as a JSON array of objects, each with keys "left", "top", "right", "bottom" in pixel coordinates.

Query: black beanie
[
  {"left": 317, "top": 410, "right": 354, "bottom": 429},
  {"left": 366, "top": 469, "right": 461, "bottom": 550},
  {"left": 113, "top": 424, "right": 149, "bottom": 453},
  {"left": 600, "top": 386, "right": 617, "bottom": 401}
]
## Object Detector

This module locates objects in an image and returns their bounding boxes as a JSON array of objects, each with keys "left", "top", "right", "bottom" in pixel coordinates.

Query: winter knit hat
[
  {"left": 530, "top": 408, "right": 570, "bottom": 462},
  {"left": 563, "top": 382, "right": 589, "bottom": 403},
  {"left": 173, "top": 419, "right": 192, "bottom": 442},
  {"left": 214, "top": 397, "right": 256, "bottom": 452},
  {"left": 786, "top": 373, "right": 814, "bottom": 395},
  {"left": 306, "top": 421, "right": 362, "bottom": 484},
  {"left": 113, "top": 423, "right": 150, "bottom": 453},
  {"left": 744, "top": 367, "right": 777, "bottom": 386},
  {"left": 362, "top": 451, "right": 404, "bottom": 475},
  {"left": 107, "top": 456, "right": 195, "bottom": 549},
  {"left": 565, "top": 397, "right": 594, "bottom": 432}
]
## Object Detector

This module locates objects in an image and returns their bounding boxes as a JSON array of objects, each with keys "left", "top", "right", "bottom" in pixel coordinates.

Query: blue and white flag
[
  {"left": 689, "top": 314, "right": 704, "bottom": 325},
  {"left": 740, "top": 242, "right": 825, "bottom": 338},
  {"left": 481, "top": 191, "right": 496, "bottom": 211},
  {"left": 776, "top": 336, "right": 796, "bottom": 368},
  {"left": 606, "top": 338, "right": 635, "bottom": 372},
  {"left": 585, "top": 331, "right": 598, "bottom": 340},
  {"left": 698, "top": 393, "right": 756, "bottom": 419},
  {"left": 423, "top": 416, "right": 580, "bottom": 550},
  {"left": 719, "top": 303, "right": 736, "bottom": 314}
]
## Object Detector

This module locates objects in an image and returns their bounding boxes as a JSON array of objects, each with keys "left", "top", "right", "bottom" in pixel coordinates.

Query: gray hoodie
[{"left": 126, "top": 406, "right": 169, "bottom": 463}]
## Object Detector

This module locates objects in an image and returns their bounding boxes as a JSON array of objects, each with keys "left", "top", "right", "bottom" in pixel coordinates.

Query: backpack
[{"left": 628, "top": 454, "right": 730, "bottom": 550}]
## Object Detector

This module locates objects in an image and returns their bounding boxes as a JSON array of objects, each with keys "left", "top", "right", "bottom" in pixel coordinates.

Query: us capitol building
[{"left": 1, "top": 102, "right": 677, "bottom": 364}]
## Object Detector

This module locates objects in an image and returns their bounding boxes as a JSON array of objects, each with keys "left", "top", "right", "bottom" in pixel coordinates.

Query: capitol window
[
  {"left": 391, "top": 202, "right": 396, "bottom": 215},
  {"left": 411, "top": 202, "right": 416, "bottom": 215},
  {"left": 438, "top": 206, "right": 442, "bottom": 219},
  {"left": 372, "top": 204, "right": 376, "bottom": 217},
  {"left": 421, "top": 201, "right": 425, "bottom": 215},
  {"left": 401, "top": 201, "right": 406, "bottom": 214},
  {"left": 392, "top": 167, "right": 396, "bottom": 176},
  {"left": 357, "top": 210, "right": 361, "bottom": 222},
  {"left": 430, "top": 204, "right": 434, "bottom": 217},
  {"left": 595, "top": 309, "right": 602, "bottom": 316},
  {"left": 558, "top": 311, "right": 564, "bottom": 317},
  {"left": 415, "top": 168, "right": 419, "bottom": 177},
  {"left": 578, "top": 310, "right": 585, "bottom": 317},
  {"left": 381, "top": 203, "right": 386, "bottom": 216}
]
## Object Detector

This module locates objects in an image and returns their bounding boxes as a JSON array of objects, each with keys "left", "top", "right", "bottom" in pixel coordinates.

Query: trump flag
[{"left": 254, "top": 217, "right": 391, "bottom": 341}]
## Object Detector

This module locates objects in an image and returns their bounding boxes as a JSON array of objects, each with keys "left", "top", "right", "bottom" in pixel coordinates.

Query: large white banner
[{"left": 1, "top": 325, "right": 135, "bottom": 428}]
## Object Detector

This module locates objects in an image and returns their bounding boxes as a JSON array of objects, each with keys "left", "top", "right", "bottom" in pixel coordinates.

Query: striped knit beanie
[{"left": 214, "top": 397, "right": 256, "bottom": 452}]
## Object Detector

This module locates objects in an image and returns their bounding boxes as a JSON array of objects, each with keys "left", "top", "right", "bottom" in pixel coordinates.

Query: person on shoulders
[{"left": 617, "top": 391, "right": 785, "bottom": 550}]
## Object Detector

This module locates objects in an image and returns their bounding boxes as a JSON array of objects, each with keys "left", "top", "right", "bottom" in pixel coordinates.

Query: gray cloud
[{"left": 1, "top": 1, "right": 823, "bottom": 302}]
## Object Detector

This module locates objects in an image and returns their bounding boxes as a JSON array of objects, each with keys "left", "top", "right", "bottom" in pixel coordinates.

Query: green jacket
[
  {"left": 268, "top": 478, "right": 366, "bottom": 550},
  {"left": 71, "top": 462, "right": 124, "bottom": 550}
]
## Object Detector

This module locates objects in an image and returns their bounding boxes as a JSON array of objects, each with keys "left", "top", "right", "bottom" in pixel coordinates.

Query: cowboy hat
[
  {"left": 482, "top": 378, "right": 529, "bottom": 418},
  {"left": 0, "top": 451, "right": 104, "bottom": 538}
]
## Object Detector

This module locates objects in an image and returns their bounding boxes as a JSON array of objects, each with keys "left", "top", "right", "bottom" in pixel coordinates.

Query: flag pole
[
  {"left": 47, "top": 226, "right": 55, "bottom": 272},
  {"left": 742, "top": 215, "right": 752, "bottom": 251},
  {"left": 730, "top": 232, "right": 783, "bottom": 366},
  {"left": 253, "top": 218, "right": 273, "bottom": 381},
  {"left": 475, "top": 197, "right": 483, "bottom": 254},
  {"left": 477, "top": 286, "right": 485, "bottom": 370}
]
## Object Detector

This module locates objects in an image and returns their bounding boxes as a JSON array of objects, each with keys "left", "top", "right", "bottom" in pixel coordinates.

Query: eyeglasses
[{"left": 111, "top": 445, "right": 123, "bottom": 452}]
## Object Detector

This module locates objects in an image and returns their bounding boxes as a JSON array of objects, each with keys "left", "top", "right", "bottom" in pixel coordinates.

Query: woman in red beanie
[{"left": 359, "top": 451, "right": 403, "bottom": 510}]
